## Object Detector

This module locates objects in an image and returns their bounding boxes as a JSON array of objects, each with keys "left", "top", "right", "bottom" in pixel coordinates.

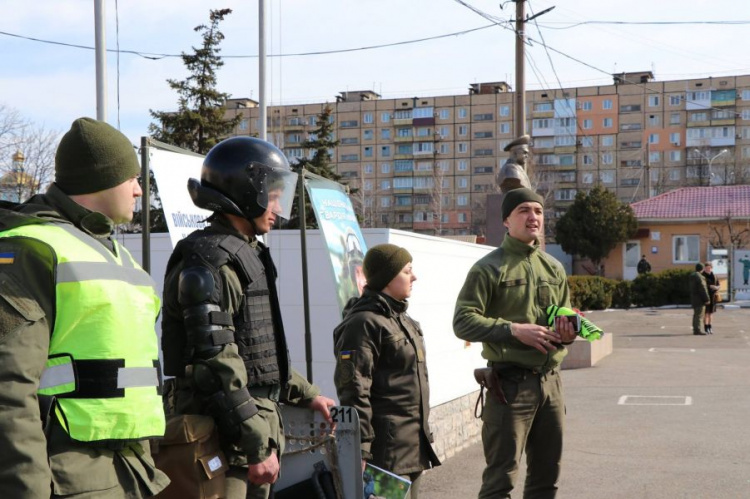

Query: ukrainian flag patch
[
  {"left": 339, "top": 350, "right": 352, "bottom": 360},
  {"left": 0, "top": 252, "right": 15, "bottom": 264}
]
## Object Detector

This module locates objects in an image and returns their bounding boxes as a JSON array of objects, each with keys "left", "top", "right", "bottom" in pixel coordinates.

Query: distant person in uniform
[
  {"left": 498, "top": 135, "right": 532, "bottom": 193},
  {"left": 702, "top": 262, "right": 719, "bottom": 334},
  {"left": 637, "top": 255, "right": 652, "bottom": 275},
  {"left": 690, "top": 263, "right": 711, "bottom": 336}
]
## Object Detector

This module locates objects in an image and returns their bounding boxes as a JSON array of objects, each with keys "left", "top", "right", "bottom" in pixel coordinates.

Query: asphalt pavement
[{"left": 420, "top": 305, "right": 750, "bottom": 499}]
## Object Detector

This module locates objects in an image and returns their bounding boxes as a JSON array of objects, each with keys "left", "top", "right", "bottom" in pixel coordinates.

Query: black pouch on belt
[{"left": 473, "top": 367, "right": 508, "bottom": 418}]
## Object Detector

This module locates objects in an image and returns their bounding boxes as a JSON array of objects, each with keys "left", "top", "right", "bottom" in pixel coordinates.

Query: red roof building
[{"left": 598, "top": 186, "right": 750, "bottom": 281}]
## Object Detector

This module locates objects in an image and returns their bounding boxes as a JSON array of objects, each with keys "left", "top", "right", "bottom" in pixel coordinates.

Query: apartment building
[{"left": 224, "top": 71, "right": 750, "bottom": 237}]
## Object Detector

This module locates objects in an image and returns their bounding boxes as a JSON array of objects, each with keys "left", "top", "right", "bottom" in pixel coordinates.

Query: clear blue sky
[{"left": 2, "top": 0, "right": 749, "bottom": 145}]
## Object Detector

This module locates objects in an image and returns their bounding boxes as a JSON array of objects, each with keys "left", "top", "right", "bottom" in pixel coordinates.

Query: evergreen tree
[
  {"left": 286, "top": 105, "right": 342, "bottom": 229},
  {"left": 148, "top": 8, "right": 240, "bottom": 154},
  {"left": 554, "top": 186, "right": 638, "bottom": 275}
]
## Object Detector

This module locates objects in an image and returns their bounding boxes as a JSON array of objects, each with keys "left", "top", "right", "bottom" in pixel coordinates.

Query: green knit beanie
[
  {"left": 502, "top": 187, "right": 544, "bottom": 220},
  {"left": 55, "top": 117, "right": 140, "bottom": 195},
  {"left": 363, "top": 244, "right": 413, "bottom": 291}
]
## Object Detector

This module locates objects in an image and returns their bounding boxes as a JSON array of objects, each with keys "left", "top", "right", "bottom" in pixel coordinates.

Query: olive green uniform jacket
[
  {"left": 162, "top": 217, "right": 320, "bottom": 467},
  {"left": 333, "top": 288, "right": 440, "bottom": 475},
  {"left": 0, "top": 185, "right": 169, "bottom": 498},
  {"left": 453, "top": 235, "right": 572, "bottom": 370},
  {"left": 690, "top": 271, "right": 710, "bottom": 308}
]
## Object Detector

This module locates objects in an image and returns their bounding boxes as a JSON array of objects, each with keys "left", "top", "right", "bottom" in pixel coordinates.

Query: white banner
[{"left": 149, "top": 148, "right": 210, "bottom": 248}]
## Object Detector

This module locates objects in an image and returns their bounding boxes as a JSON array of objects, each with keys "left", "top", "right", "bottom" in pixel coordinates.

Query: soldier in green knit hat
[
  {"left": 0, "top": 117, "right": 169, "bottom": 497},
  {"left": 454, "top": 187, "right": 577, "bottom": 498},
  {"left": 334, "top": 243, "right": 441, "bottom": 498}
]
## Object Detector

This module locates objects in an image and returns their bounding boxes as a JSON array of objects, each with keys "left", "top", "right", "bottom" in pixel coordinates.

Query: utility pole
[
  {"left": 645, "top": 142, "right": 651, "bottom": 198},
  {"left": 94, "top": 0, "right": 107, "bottom": 121},
  {"left": 514, "top": 0, "right": 525, "bottom": 139},
  {"left": 259, "top": 0, "right": 267, "bottom": 141}
]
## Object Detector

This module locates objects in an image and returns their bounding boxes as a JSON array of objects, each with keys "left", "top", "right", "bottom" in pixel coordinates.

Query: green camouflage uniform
[
  {"left": 0, "top": 185, "right": 169, "bottom": 498},
  {"left": 453, "top": 234, "right": 571, "bottom": 499}
]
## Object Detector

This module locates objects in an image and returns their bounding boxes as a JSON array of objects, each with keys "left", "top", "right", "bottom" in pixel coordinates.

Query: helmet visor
[{"left": 253, "top": 165, "right": 298, "bottom": 220}]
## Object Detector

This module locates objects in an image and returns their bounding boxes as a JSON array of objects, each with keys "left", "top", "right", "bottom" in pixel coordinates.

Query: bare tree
[
  {"left": 429, "top": 159, "right": 446, "bottom": 235},
  {"left": 0, "top": 105, "right": 60, "bottom": 201},
  {"left": 708, "top": 213, "right": 750, "bottom": 249}
]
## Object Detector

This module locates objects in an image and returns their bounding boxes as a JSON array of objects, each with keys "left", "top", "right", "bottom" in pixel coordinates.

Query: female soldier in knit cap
[{"left": 333, "top": 244, "right": 440, "bottom": 498}]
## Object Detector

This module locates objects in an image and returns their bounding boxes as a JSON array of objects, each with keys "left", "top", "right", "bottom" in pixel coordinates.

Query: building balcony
[
  {"left": 394, "top": 153, "right": 413, "bottom": 160},
  {"left": 284, "top": 124, "right": 306, "bottom": 132},
  {"left": 393, "top": 118, "right": 413, "bottom": 126},
  {"left": 394, "top": 136, "right": 414, "bottom": 143},
  {"left": 554, "top": 145, "right": 577, "bottom": 154}
]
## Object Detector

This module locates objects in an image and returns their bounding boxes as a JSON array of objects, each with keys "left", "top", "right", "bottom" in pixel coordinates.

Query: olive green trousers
[{"left": 478, "top": 369, "right": 565, "bottom": 499}]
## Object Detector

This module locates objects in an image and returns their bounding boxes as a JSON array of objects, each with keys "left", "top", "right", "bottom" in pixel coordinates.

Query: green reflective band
[
  {"left": 117, "top": 367, "right": 159, "bottom": 389},
  {"left": 58, "top": 261, "right": 156, "bottom": 288},
  {"left": 39, "top": 355, "right": 76, "bottom": 395}
]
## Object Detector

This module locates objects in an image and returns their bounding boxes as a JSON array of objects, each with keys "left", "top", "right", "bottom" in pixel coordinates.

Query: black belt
[
  {"left": 488, "top": 362, "right": 557, "bottom": 377},
  {"left": 248, "top": 384, "right": 281, "bottom": 401}
]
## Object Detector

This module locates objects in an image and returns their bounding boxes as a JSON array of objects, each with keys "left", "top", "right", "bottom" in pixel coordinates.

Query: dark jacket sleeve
[
  {"left": 0, "top": 244, "right": 55, "bottom": 497},
  {"left": 333, "top": 315, "right": 379, "bottom": 459}
]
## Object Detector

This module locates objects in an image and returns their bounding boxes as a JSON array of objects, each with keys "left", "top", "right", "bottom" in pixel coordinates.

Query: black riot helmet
[{"left": 188, "top": 136, "right": 298, "bottom": 221}]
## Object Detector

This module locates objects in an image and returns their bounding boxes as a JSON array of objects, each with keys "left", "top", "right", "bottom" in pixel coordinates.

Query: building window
[
  {"left": 439, "top": 109, "right": 450, "bottom": 119},
  {"left": 648, "top": 115, "right": 660, "bottom": 127},
  {"left": 364, "top": 146, "right": 373, "bottom": 157},
  {"left": 583, "top": 154, "right": 594, "bottom": 165},
  {"left": 363, "top": 129, "right": 374, "bottom": 140},
  {"left": 458, "top": 108, "right": 467, "bottom": 119},
  {"left": 458, "top": 160, "right": 468, "bottom": 171},
  {"left": 602, "top": 135, "right": 614, "bottom": 147},
  {"left": 239, "top": 119, "right": 249, "bottom": 131},
  {"left": 580, "top": 137, "right": 594, "bottom": 148},
  {"left": 394, "top": 178, "right": 413, "bottom": 189},
  {"left": 458, "top": 142, "right": 468, "bottom": 153},
  {"left": 582, "top": 119, "right": 593, "bottom": 129},
  {"left": 558, "top": 155, "right": 575, "bottom": 166},
  {"left": 394, "top": 110, "right": 413, "bottom": 120},
  {"left": 669, "top": 94, "right": 682, "bottom": 106},
  {"left": 341, "top": 153, "right": 359, "bottom": 161},
  {"left": 340, "top": 137, "right": 358, "bottom": 145},
  {"left": 381, "top": 145, "right": 391, "bottom": 157},
  {"left": 600, "top": 171, "right": 614, "bottom": 183},
  {"left": 648, "top": 95, "right": 660, "bottom": 107},
  {"left": 670, "top": 113, "right": 681, "bottom": 124},
  {"left": 554, "top": 189, "right": 577, "bottom": 201},
  {"left": 363, "top": 113, "right": 374, "bottom": 124},
  {"left": 457, "top": 194, "right": 468, "bottom": 206},
  {"left": 341, "top": 120, "right": 358, "bottom": 128},
  {"left": 474, "top": 131, "right": 493, "bottom": 139},
  {"left": 438, "top": 126, "right": 449, "bottom": 138},
  {"left": 380, "top": 179, "right": 391, "bottom": 190},
  {"left": 413, "top": 107, "right": 434, "bottom": 119},
  {"left": 474, "top": 113, "right": 494, "bottom": 121},
  {"left": 364, "top": 163, "right": 374, "bottom": 174},
  {"left": 381, "top": 129, "right": 391, "bottom": 140},
  {"left": 649, "top": 151, "right": 660, "bottom": 163},
  {"left": 602, "top": 153, "right": 613, "bottom": 164},
  {"left": 413, "top": 142, "right": 434, "bottom": 154},
  {"left": 534, "top": 102, "right": 553, "bottom": 112},
  {"left": 603, "top": 99, "right": 613, "bottom": 110},
  {"left": 581, "top": 101, "right": 592, "bottom": 111},
  {"left": 673, "top": 235, "right": 699, "bottom": 264},
  {"left": 669, "top": 150, "right": 681, "bottom": 162},
  {"left": 648, "top": 133, "right": 659, "bottom": 144},
  {"left": 381, "top": 112, "right": 391, "bottom": 123},
  {"left": 582, "top": 173, "right": 594, "bottom": 184},
  {"left": 381, "top": 163, "right": 391, "bottom": 173},
  {"left": 458, "top": 125, "right": 468, "bottom": 136},
  {"left": 499, "top": 105, "right": 511, "bottom": 117},
  {"left": 475, "top": 148, "right": 494, "bottom": 156},
  {"left": 380, "top": 197, "right": 391, "bottom": 208},
  {"left": 458, "top": 212, "right": 468, "bottom": 223},
  {"left": 669, "top": 169, "right": 681, "bottom": 181},
  {"left": 458, "top": 177, "right": 468, "bottom": 188},
  {"left": 499, "top": 123, "right": 511, "bottom": 134},
  {"left": 439, "top": 143, "right": 449, "bottom": 154},
  {"left": 394, "top": 160, "right": 413, "bottom": 172},
  {"left": 603, "top": 118, "right": 613, "bottom": 128},
  {"left": 364, "top": 180, "right": 373, "bottom": 191}
]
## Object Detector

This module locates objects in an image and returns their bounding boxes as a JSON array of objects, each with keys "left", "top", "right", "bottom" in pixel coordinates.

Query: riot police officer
[{"left": 160, "top": 136, "right": 335, "bottom": 499}]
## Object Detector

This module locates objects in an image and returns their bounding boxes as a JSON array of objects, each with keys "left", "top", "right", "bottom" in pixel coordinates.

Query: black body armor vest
[{"left": 162, "top": 229, "right": 290, "bottom": 387}]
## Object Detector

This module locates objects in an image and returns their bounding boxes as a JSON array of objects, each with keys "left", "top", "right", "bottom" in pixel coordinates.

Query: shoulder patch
[{"left": 0, "top": 252, "right": 15, "bottom": 264}]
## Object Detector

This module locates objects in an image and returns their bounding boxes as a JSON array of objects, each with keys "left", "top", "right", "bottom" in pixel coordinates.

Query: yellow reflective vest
[{"left": 0, "top": 221, "right": 165, "bottom": 442}]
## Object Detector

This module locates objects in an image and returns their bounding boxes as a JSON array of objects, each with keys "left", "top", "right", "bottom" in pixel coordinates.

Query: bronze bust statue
[{"left": 498, "top": 134, "right": 532, "bottom": 193}]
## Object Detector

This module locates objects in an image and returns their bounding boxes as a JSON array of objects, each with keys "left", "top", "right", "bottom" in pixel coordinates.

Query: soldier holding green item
[{"left": 454, "top": 188, "right": 577, "bottom": 499}]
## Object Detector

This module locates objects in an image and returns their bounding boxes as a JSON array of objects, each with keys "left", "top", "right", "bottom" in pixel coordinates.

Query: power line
[
  {"left": 539, "top": 20, "right": 750, "bottom": 29},
  {"left": 0, "top": 24, "right": 498, "bottom": 60}
]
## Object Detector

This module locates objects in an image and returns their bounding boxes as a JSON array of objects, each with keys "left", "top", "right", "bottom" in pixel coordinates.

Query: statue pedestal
[{"left": 561, "top": 334, "right": 613, "bottom": 369}]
